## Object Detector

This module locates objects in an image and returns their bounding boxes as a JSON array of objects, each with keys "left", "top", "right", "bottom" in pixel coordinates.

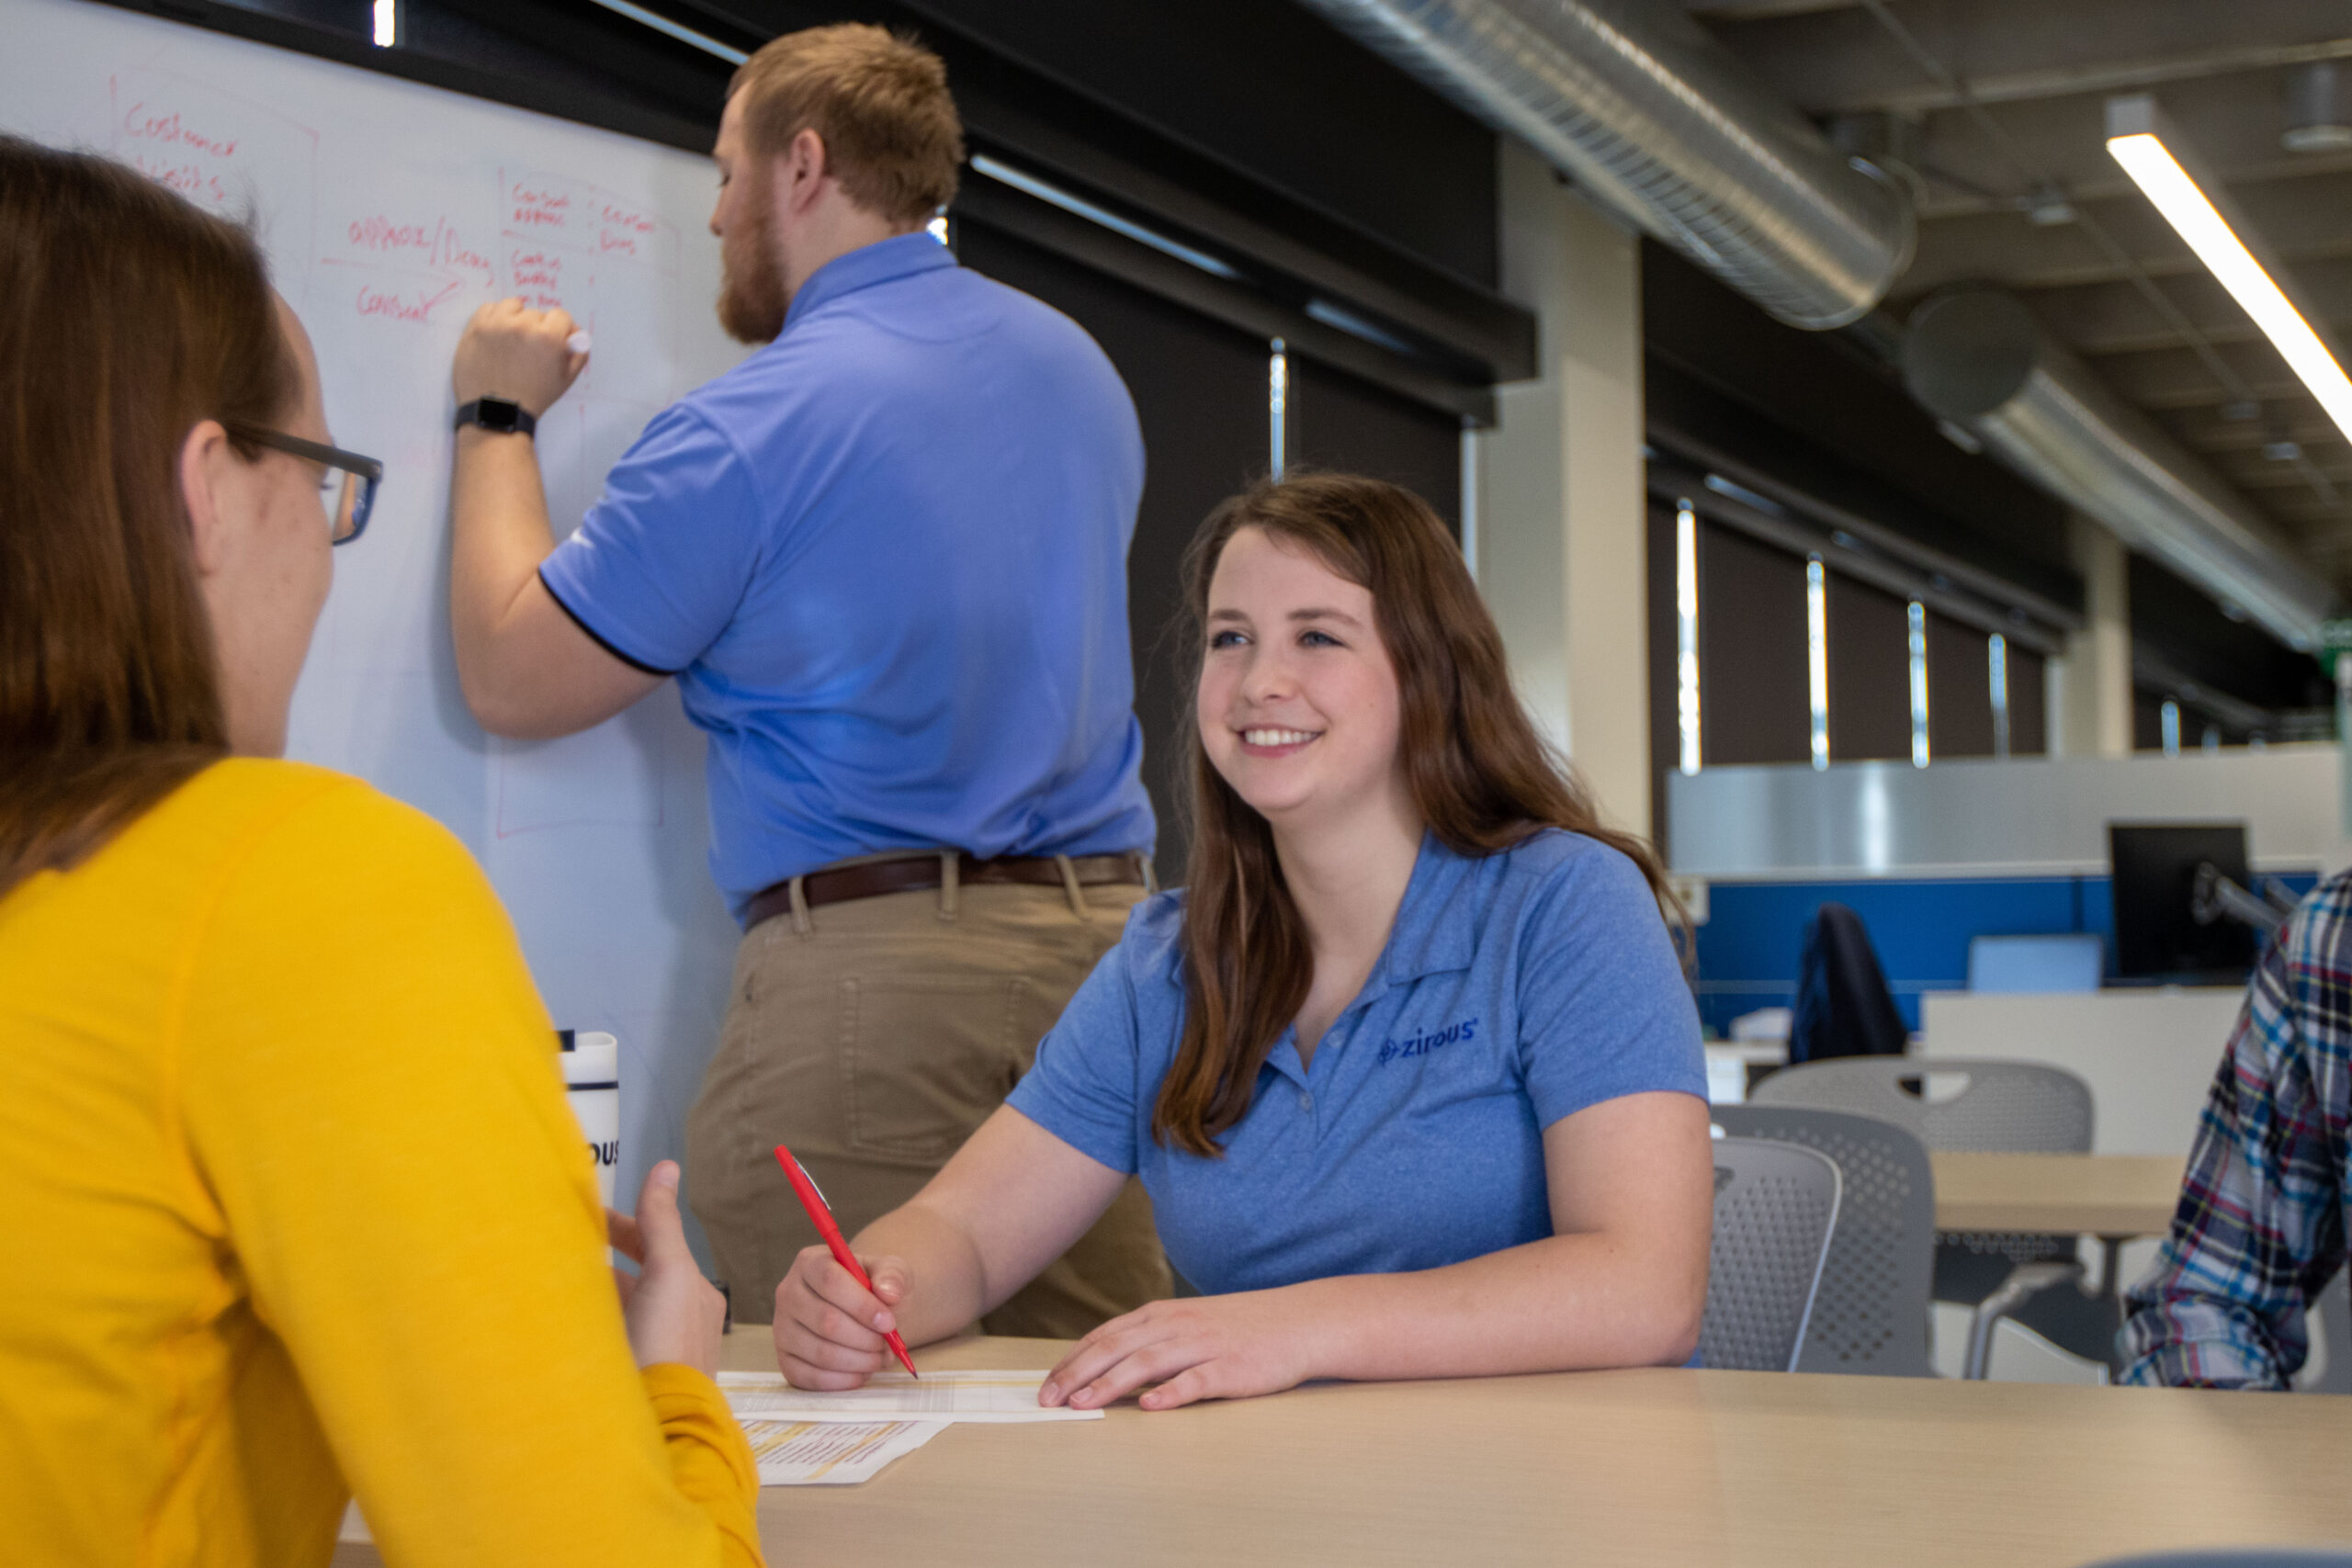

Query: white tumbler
[{"left": 560, "top": 1029, "right": 621, "bottom": 1208}]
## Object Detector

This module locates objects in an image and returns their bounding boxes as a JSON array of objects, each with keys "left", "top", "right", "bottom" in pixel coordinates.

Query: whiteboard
[{"left": 2, "top": 0, "right": 752, "bottom": 1253}]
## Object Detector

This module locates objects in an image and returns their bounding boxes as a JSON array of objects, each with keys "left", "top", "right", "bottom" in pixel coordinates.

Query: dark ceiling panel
[
  {"left": 2086, "top": 338, "right": 2310, "bottom": 410},
  {"left": 2129, "top": 554, "right": 2330, "bottom": 713},
  {"left": 1643, "top": 241, "right": 2079, "bottom": 601},
  {"left": 1699, "top": 524, "right": 1812, "bottom": 768},
  {"left": 1702, "top": 0, "right": 2352, "bottom": 116},
  {"left": 1903, "top": 67, "right": 2352, "bottom": 216},
  {"left": 2008, "top": 645, "right": 2048, "bottom": 756},
  {"left": 1898, "top": 176, "right": 2352, "bottom": 301},
  {"left": 1826, "top": 572, "right": 1913, "bottom": 764},
  {"left": 898, "top": 0, "right": 1498, "bottom": 288},
  {"left": 1894, "top": 198, "right": 2190, "bottom": 299},
  {"left": 1647, "top": 362, "right": 2078, "bottom": 617},
  {"left": 1288, "top": 356, "right": 1463, "bottom": 535},
  {"left": 1925, "top": 610, "right": 1996, "bottom": 761},
  {"left": 1707, "top": 0, "right": 2352, "bottom": 603},
  {"left": 2213, "top": 449, "right": 2352, "bottom": 494},
  {"left": 2023, "top": 261, "right": 2352, "bottom": 359},
  {"left": 2133, "top": 688, "right": 2169, "bottom": 753},
  {"left": 117, "top": 0, "right": 1526, "bottom": 410}
]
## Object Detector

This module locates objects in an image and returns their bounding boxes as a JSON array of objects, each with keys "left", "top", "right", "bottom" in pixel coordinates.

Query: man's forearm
[
  {"left": 448, "top": 428, "right": 558, "bottom": 701},
  {"left": 2119, "top": 1282, "right": 2292, "bottom": 1389}
]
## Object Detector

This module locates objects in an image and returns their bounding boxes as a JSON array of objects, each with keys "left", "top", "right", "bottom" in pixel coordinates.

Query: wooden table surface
[
  {"left": 1930, "top": 1151, "right": 2188, "bottom": 1236},
  {"left": 334, "top": 1328, "right": 2351, "bottom": 1568}
]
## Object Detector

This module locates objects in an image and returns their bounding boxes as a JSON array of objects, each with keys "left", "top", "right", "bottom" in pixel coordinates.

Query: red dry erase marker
[{"left": 775, "top": 1143, "right": 919, "bottom": 1379}]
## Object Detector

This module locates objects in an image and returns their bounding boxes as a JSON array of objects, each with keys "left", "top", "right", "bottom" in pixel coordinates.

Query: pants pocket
[{"left": 840, "top": 975, "right": 1026, "bottom": 1163}]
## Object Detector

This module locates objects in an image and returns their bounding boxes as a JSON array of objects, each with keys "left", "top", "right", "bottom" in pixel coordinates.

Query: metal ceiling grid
[{"left": 1692, "top": 0, "right": 2352, "bottom": 602}]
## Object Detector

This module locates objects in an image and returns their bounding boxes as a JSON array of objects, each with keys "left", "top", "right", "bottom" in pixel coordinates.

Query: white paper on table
[
  {"left": 718, "top": 1370, "right": 1103, "bottom": 1424},
  {"left": 739, "top": 1417, "right": 945, "bottom": 1485}
]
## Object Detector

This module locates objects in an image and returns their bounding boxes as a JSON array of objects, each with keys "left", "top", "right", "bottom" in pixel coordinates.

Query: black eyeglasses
[{"left": 227, "top": 424, "right": 383, "bottom": 545}]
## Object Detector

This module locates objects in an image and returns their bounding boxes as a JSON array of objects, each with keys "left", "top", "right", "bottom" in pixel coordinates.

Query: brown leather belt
[{"left": 741, "top": 851, "right": 1150, "bottom": 931}]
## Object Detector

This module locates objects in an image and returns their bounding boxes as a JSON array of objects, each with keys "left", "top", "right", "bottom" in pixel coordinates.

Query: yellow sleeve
[
  {"left": 643, "top": 1363, "right": 764, "bottom": 1557},
  {"left": 171, "top": 778, "right": 763, "bottom": 1568}
]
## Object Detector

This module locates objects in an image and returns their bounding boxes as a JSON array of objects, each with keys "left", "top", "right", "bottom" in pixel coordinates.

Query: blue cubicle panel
[
  {"left": 1687, "top": 871, "right": 2318, "bottom": 1035},
  {"left": 1666, "top": 750, "right": 2346, "bottom": 1034}
]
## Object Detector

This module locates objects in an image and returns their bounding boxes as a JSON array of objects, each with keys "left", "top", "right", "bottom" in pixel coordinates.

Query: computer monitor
[
  {"left": 1967, "top": 933, "right": 2105, "bottom": 994},
  {"left": 2109, "top": 822, "right": 2256, "bottom": 984}
]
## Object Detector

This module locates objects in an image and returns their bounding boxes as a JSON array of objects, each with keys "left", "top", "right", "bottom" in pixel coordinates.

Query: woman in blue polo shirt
[{"left": 773, "top": 471, "right": 1712, "bottom": 1409}]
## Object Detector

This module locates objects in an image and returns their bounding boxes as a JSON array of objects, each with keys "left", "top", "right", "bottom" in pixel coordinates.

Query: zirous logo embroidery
[{"left": 1376, "top": 1018, "right": 1478, "bottom": 1066}]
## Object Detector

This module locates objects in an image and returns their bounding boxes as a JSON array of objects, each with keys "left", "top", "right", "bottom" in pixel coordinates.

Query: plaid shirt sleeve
[{"left": 2118, "top": 874, "right": 2352, "bottom": 1389}]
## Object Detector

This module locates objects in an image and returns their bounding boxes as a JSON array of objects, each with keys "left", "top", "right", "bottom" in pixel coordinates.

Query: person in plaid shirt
[{"left": 2119, "top": 872, "right": 2352, "bottom": 1388}]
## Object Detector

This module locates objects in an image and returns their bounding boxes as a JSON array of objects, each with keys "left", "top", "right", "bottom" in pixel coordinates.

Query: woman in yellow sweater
[{"left": 0, "top": 140, "right": 763, "bottom": 1565}]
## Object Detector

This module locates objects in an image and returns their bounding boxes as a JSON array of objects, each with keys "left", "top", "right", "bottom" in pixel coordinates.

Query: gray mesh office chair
[
  {"left": 1752, "top": 1056, "right": 2104, "bottom": 1376},
  {"left": 1713, "top": 1106, "right": 1936, "bottom": 1377},
  {"left": 2302, "top": 1269, "right": 2352, "bottom": 1394},
  {"left": 1748, "top": 1056, "right": 2093, "bottom": 1152},
  {"left": 1700, "top": 1138, "right": 1841, "bottom": 1373}
]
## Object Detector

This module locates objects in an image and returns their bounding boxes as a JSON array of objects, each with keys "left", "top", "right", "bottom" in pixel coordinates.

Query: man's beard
[{"left": 717, "top": 186, "right": 788, "bottom": 344}]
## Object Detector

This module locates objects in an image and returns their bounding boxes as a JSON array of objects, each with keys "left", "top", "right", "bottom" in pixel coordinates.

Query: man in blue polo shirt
[{"left": 442, "top": 23, "right": 1166, "bottom": 1336}]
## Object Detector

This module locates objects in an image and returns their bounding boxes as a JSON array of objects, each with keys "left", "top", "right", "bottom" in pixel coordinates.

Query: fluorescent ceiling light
[{"left": 2106, "top": 95, "right": 2352, "bottom": 446}]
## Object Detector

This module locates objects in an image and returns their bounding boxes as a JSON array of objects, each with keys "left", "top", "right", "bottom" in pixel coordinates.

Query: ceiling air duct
[
  {"left": 1904, "top": 284, "right": 2338, "bottom": 650},
  {"left": 1292, "top": 0, "right": 1912, "bottom": 329}
]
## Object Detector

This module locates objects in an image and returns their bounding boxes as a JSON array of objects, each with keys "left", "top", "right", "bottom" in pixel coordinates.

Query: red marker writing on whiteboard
[{"left": 774, "top": 1143, "right": 919, "bottom": 1379}]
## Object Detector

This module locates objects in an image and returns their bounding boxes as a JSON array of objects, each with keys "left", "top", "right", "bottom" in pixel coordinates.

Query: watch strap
[{"left": 454, "top": 398, "right": 537, "bottom": 436}]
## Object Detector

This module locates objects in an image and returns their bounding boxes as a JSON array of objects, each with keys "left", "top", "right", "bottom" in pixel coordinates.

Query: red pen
[{"left": 774, "top": 1143, "right": 919, "bottom": 1379}]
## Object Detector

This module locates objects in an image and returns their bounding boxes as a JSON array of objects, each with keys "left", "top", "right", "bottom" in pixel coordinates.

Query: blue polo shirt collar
[
  {"left": 1377, "top": 832, "right": 1479, "bottom": 986},
  {"left": 1151, "top": 831, "right": 1476, "bottom": 983},
  {"left": 1256, "top": 831, "right": 1478, "bottom": 1089},
  {"left": 784, "top": 231, "right": 956, "bottom": 333}
]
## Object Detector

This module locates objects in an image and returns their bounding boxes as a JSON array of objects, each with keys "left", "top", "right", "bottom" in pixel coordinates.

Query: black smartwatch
[{"left": 454, "top": 397, "right": 537, "bottom": 437}]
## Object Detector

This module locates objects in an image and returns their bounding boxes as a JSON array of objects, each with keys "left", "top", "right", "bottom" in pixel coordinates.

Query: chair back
[
  {"left": 1789, "top": 902, "right": 1908, "bottom": 1063},
  {"left": 1751, "top": 1056, "right": 2093, "bottom": 1153},
  {"left": 1712, "top": 1106, "right": 1936, "bottom": 1377},
  {"left": 1700, "top": 1138, "right": 1841, "bottom": 1373}
]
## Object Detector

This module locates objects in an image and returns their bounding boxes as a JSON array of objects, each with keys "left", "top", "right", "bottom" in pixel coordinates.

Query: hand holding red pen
[{"left": 773, "top": 1144, "right": 921, "bottom": 1383}]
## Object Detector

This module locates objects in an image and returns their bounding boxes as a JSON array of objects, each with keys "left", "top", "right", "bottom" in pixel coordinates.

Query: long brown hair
[
  {"left": 1152, "top": 472, "right": 1684, "bottom": 1156},
  {"left": 0, "top": 138, "right": 295, "bottom": 896}
]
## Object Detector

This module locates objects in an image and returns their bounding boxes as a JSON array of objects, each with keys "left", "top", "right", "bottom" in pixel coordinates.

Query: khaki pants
[{"left": 684, "top": 860, "right": 1170, "bottom": 1336}]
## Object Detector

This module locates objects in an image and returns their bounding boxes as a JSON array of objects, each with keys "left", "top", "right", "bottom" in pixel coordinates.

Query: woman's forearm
[
  {"left": 1296, "top": 1230, "right": 1703, "bottom": 1384},
  {"left": 1037, "top": 1224, "right": 1705, "bottom": 1415},
  {"left": 835, "top": 1108, "right": 1135, "bottom": 1353},
  {"left": 847, "top": 1201, "right": 995, "bottom": 1347}
]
